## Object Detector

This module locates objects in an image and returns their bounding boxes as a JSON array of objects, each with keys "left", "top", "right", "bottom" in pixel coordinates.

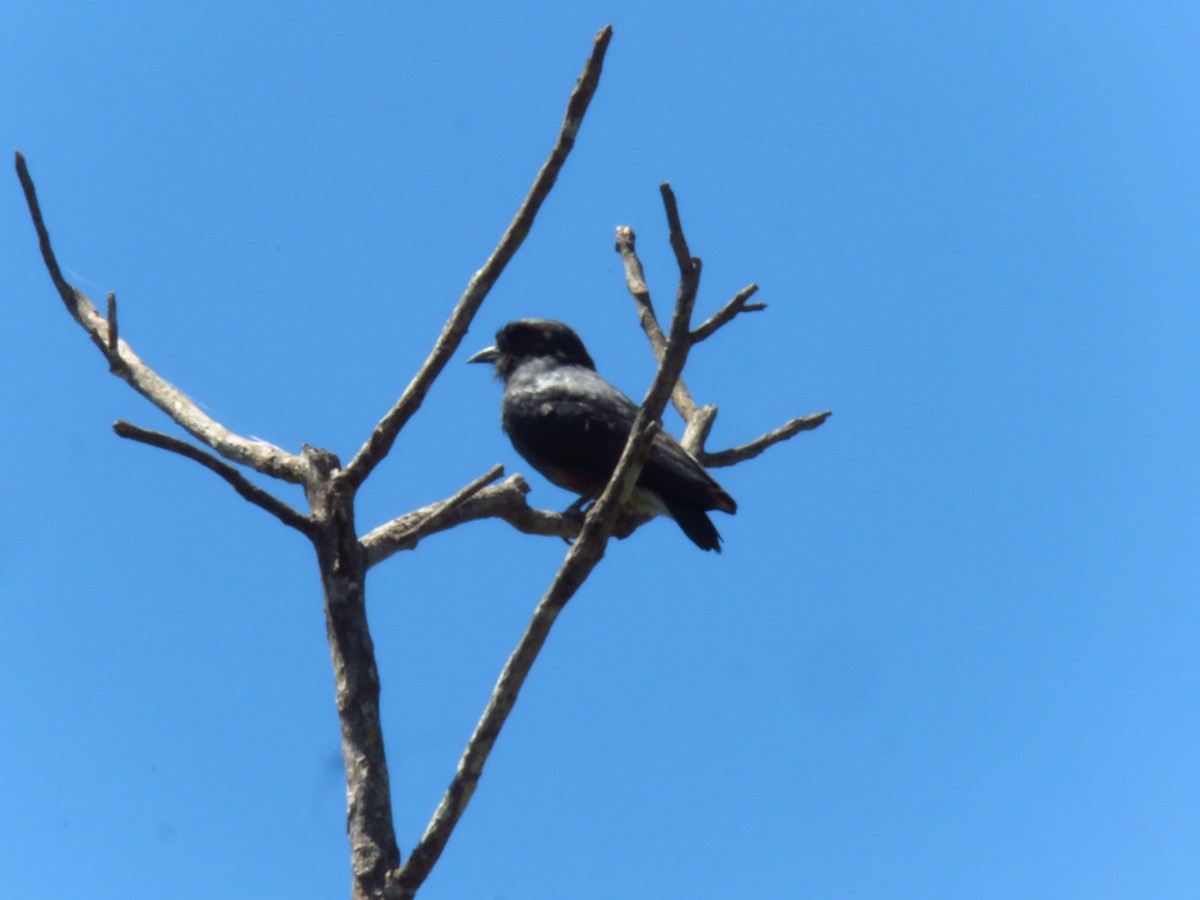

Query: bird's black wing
[
  {"left": 503, "top": 366, "right": 735, "bottom": 514},
  {"left": 641, "top": 429, "right": 737, "bottom": 513},
  {"left": 502, "top": 368, "right": 639, "bottom": 498}
]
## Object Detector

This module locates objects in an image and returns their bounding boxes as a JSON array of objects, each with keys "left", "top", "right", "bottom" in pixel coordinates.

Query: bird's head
[{"left": 468, "top": 318, "right": 597, "bottom": 381}]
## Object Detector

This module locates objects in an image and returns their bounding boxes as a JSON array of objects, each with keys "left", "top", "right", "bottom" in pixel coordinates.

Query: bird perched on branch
[{"left": 468, "top": 318, "right": 736, "bottom": 551}]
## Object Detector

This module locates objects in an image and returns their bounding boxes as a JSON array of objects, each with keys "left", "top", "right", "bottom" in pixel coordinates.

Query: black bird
[{"left": 468, "top": 318, "right": 736, "bottom": 551}]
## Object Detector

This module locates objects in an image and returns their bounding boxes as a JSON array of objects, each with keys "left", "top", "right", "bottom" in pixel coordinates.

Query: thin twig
[
  {"left": 691, "top": 283, "right": 765, "bottom": 343},
  {"left": 105, "top": 292, "right": 120, "bottom": 364},
  {"left": 394, "top": 186, "right": 701, "bottom": 899},
  {"left": 360, "top": 464, "right": 506, "bottom": 566},
  {"left": 700, "top": 410, "right": 832, "bottom": 468},
  {"left": 113, "top": 421, "right": 315, "bottom": 534},
  {"left": 660, "top": 182, "right": 695, "bottom": 275},
  {"left": 14, "top": 151, "right": 74, "bottom": 310},
  {"left": 614, "top": 225, "right": 665, "bottom": 352},
  {"left": 15, "top": 152, "right": 308, "bottom": 484},
  {"left": 341, "top": 25, "right": 615, "bottom": 492}
]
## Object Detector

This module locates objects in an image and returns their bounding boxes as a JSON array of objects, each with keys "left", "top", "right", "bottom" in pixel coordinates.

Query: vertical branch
[
  {"left": 105, "top": 292, "right": 118, "bottom": 354},
  {"left": 305, "top": 448, "right": 400, "bottom": 900}
]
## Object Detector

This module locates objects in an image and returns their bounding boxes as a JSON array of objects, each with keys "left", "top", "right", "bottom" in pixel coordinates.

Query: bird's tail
[{"left": 661, "top": 496, "right": 723, "bottom": 552}]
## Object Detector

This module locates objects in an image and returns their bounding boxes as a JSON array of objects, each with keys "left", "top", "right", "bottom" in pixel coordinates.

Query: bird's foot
[{"left": 559, "top": 497, "right": 591, "bottom": 545}]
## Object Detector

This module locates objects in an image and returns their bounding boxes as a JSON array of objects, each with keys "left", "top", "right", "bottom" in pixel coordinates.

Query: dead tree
[{"left": 16, "top": 25, "right": 829, "bottom": 900}]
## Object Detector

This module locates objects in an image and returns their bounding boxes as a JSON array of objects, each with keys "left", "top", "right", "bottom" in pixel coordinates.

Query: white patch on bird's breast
[
  {"left": 506, "top": 362, "right": 588, "bottom": 394},
  {"left": 506, "top": 363, "right": 631, "bottom": 409}
]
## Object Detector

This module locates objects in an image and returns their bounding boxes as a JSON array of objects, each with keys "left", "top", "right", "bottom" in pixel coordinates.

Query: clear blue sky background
[{"left": 3, "top": 3, "right": 1197, "bottom": 898}]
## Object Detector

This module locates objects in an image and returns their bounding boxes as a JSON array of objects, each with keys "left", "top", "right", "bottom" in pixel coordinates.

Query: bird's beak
[{"left": 467, "top": 346, "right": 500, "bottom": 365}]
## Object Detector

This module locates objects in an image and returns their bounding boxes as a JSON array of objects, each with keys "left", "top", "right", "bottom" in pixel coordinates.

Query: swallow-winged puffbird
[{"left": 468, "top": 318, "right": 737, "bottom": 551}]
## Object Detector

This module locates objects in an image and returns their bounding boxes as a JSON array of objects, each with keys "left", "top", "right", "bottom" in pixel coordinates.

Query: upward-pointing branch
[
  {"left": 394, "top": 184, "right": 700, "bottom": 898},
  {"left": 341, "top": 25, "right": 615, "bottom": 492}
]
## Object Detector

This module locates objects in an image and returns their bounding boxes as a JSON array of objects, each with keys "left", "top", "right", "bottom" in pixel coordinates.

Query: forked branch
[
  {"left": 691, "top": 283, "right": 765, "bottom": 343},
  {"left": 14, "top": 152, "right": 308, "bottom": 484},
  {"left": 616, "top": 188, "right": 830, "bottom": 462}
]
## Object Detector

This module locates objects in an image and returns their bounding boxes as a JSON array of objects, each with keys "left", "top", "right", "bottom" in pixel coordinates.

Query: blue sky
[{"left": 3, "top": 3, "right": 1198, "bottom": 898}]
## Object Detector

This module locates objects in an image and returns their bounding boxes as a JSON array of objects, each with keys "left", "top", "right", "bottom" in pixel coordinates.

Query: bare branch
[
  {"left": 361, "top": 476, "right": 580, "bottom": 566},
  {"left": 15, "top": 152, "right": 309, "bottom": 485},
  {"left": 113, "top": 421, "right": 315, "bottom": 535},
  {"left": 360, "top": 470, "right": 690, "bottom": 568},
  {"left": 303, "top": 443, "right": 400, "bottom": 898},
  {"left": 476, "top": 478, "right": 584, "bottom": 540},
  {"left": 690, "top": 283, "right": 765, "bottom": 343},
  {"left": 341, "top": 25, "right": 615, "bottom": 492},
  {"left": 700, "top": 410, "right": 832, "bottom": 468},
  {"left": 614, "top": 224, "right": 701, "bottom": 422},
  {"left": 395, "top": 206, "right": 701, "bottom": 898},
  {"left": 360, "top": 464, "right": 506, "bottom": 567},
  {"left": 455, "top": 476, "right": 588, "bottom": 541}
]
